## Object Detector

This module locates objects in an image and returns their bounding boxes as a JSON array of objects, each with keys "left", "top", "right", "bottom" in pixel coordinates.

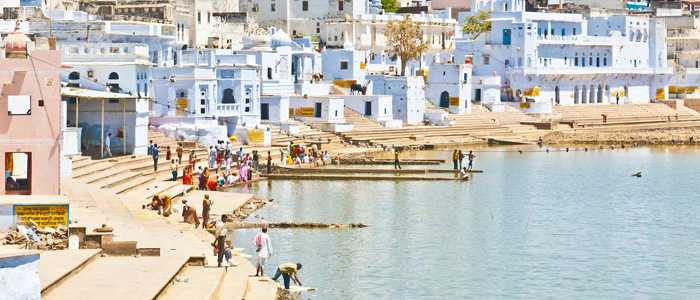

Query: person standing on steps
[
  {"left": 467, "top": 150, "right": 475, "bottom": 171},
  {"left": 103, "top": 133, "right": 113, "bottom": 158},
  {"left": 254, "top": 226, "right": 273, "bottom": 277},
  {"left": 152, "top": 144, "right": 160, "bottom": 172},
  {"left": 271, "top": 263, "right": 303, "bottom": 289},
  {"left": 147, "top": 140, "right": 154, "bottom": 156},
  {"left": 170, "top": 159, "right": 178, "bottom": 181},
  {"left": 202, "top": 194, "right": 212, "bottom": 228},
  {"left": 452, "top": 149, "right": 459, "bottom": 170},
  {"left": 214, "top": 215, "right": 229, "bottom": 267},
  {"left": 394, "top": 150, "right": 401, "bottom": 170},
  {"left": 176, "top": 143, "right": 184, "bottom": 163},
  {"left": 458, "top": 150, "right": 465, "bottom": 170},
  {"left": 267, "top": 151, "right": 273, "bottom": 174},
  {"left": 616, "top": 93, "right": 620, "bottom": 105},
  {"left": 208, "top": 146, "right": 216, "bottom": 168},
  {"left": 166, "top": 146, "right": 171, "bottom": 161}
]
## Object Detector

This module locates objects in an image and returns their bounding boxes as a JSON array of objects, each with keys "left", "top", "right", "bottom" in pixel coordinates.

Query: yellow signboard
[
  {"left": 14, "top": 205, "right": 69, "bottom": 228},
  {"left": 332, "top": 80, "right": 357, "bottom": 88},
  {"left": 360, "top": 63, "right": 366, "bottom": 70},
  {"left": 520, "top": 102, "right": 531, "bottom": 109},
  {"left": 656, "top": 88, "right": 666, "bottom": 99},
  {"left": 300, "top": 107, "right": 315, "bottom": 117},
  {"left": 449, "top": 97, "right": 460, "bottom": 106},
  {"left": 523, "top": 87, "right": 540, "bottom": 97},
  {"left": 248, "top": 129, "right": 264, "bottom": 143}
]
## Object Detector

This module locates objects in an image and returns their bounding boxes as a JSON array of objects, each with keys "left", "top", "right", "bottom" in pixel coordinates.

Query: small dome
[
  {"left": 271, "top": 29, "right": 292, "bottom": 48},
  {"left": 5, "top": 23, "right": 30, "bottom": 52}
]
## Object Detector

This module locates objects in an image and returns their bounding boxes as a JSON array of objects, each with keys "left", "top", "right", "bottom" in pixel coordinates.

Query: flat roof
[{"left": 62, "top": 87, "right": 141, "bottom": 100}]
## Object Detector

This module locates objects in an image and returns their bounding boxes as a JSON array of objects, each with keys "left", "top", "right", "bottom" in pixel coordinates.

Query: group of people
[
  {"left": 452, "top": 150, "right": 475, "bottom": 180},
  {"left": 212, "top": 217, "right": 303, "bottom": 289},
  {"left": 284, "top": 141, "right": 334, "bottom": 166},
  {"left": 451, "top": 150, "right": 476, "bottom": 171}
]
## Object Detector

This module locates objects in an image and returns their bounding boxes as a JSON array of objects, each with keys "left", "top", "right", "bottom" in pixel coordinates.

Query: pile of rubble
[{"left": 1, "top": 223, "right": 69, "bottom": 251}]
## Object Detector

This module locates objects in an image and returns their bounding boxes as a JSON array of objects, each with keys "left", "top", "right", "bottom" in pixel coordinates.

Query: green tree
[
  {"left": 381, "top": 0, "right": 399, "bottom": 13},
  {"left": 462, "top": 10, "right": 492, "bottom": 39},
  {"left": 385, "top": 14, "right": 429, "bottom": 76}
]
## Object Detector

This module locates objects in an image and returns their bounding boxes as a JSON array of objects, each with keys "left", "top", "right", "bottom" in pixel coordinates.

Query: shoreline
[{"left": 543, "top": 126, "right": 700, "bottom": 145}]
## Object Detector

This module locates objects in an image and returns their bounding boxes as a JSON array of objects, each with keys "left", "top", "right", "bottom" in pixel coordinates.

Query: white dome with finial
[{"left": 271, "top": 29, "right": 293, "bottom": 48}]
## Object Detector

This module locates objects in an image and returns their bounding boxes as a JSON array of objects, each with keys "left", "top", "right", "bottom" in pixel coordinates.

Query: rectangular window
[
  {"left": 604, "top": 57, "right": 607, "bottom": 66},
  {"left": 316, "top": 28, "right": 320, "bottom": 33},
  {"left": 197, "top": 11, "right": 201, "bottom": 23},
  {"left": 589, "top": 57, "right": 593, "bottom": 65},
  {"left": 483, "top": 55, "right": 490, "bottom": 65},
  {"left": 575, "top": 57, "right": 578, "bottom": 66},
  {"left": 303, "top": 1, "right": 308, "bottom": 11},
  {"left": 340, "top": 61, "right": 348, "bottom": 70},
  {"left": 551, "top": 29, "right": 554, "bottom": 35},
  {"left": 573, "top": 28, "right": 577, "bottom": 35},
  {"left": 271, "top": 3, "right": 275, "bottom": 11},
  {"left": 252, "top": 4, "right": 259, "bottom": 12},
  {"left": 208, "top": 12, "right": 211, "bottom": 24},
  {"left": 8, "top": 95, "right": 31, "bottom": 115},
  {"left": 339, "top": 0, "right": 344, "bottom": 11},
  {"left": 562, "top": 28, "right": 565, "bottom": 36}
]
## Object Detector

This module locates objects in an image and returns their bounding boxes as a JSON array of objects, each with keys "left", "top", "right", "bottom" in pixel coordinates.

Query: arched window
[
  {"left": 244, "top": 89, "right": 252, "bottom": 112},
  {"left": 222, "top": 88, "right": 235, "bottom": 104},
  {"left": 109, "top": 72, "right": 120, "bottom": 80}
]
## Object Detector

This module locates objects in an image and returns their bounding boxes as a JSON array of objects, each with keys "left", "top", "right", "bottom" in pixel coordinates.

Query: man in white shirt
[
  {"left": 254, "top": 226, "right": 273, "bottom": 276},
  {"left": 103, "top": 133, "right": 113, "bottom": 158},
  {"left": 214, "top": 214, "right": 229, "bottom": 267}
]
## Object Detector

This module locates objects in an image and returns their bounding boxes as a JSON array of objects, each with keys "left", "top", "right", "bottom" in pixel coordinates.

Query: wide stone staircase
[
  {"left": 553, "top": 103, "right": 700, "bottom": 128},
  {"left": 40, "top": 130, "right": 279, "bottom": 300},
  {"left": 343, "top": 107, "right": 392, "bottom": 131},
  {"left": 337, "top": 103, "right": 543, "bottom": 147},
  {"left": 266, "top": 119, "right": 342, "bottom": 146}
]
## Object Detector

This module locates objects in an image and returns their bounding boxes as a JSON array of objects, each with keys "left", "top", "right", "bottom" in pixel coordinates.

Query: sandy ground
[{"left": 544, "top": 126, "right": 700, "bottom": 144}]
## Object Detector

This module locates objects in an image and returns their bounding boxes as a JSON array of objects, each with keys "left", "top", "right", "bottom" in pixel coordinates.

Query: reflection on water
[{"left": 230, "top": 146, "right": 700, "bottom": 299}]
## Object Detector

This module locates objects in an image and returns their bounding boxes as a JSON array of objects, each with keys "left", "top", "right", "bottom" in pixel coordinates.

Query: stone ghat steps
[
  {"left": 156, "top": 265, "right": 225, "bottom": 300},
  {"left": 343, "top": 107, "right": 391, "bottom": 131},
  {"left": 267, "top": 121, "right": 342, "bottom": 145},
  {"left": 554, "top": 103, "right": 700, "bottom": 120}
]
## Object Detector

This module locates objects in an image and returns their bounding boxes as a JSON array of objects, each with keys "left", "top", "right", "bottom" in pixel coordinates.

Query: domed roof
[
  {"left": 5, "top": 23, "right": 30, "bottom": 52},
  {"left": 271, "top": 29, "right": 292, "bottom": 48}
]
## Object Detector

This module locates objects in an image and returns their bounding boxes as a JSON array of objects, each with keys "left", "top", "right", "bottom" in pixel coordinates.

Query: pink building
[
  {"left": 432, "top": 0, "right": 472, "bottom": 10},
  {"left": 0, "top": 25, "right": 62, "bottom": 195}
]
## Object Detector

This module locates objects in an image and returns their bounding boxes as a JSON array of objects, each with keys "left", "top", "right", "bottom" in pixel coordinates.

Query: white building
[
  {"left": 367, "top": 75, "right": 425, "bottom": 125},
  {"left": 150, "top": 49, "right": 262, "bottom": 131},
  {"left": 325, "top": 9, "right": 458, "bottom": 75},
  {"left": 239, "top": 0, "right": 365, "bottom": 39},
  {"left": 454, "top": 0, "right": 672, "bottom": 113},
  {"left": 426, "top": 63, "right": 472, "bottom": 114}
]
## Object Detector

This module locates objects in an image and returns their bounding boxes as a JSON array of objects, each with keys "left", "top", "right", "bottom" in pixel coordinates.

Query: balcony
[{"left": 216, "top": 103, "right": 242, "bottom": 117}]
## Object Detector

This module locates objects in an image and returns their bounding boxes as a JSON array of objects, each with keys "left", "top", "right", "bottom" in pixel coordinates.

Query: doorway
[
  {"left": 261, "top": 103, "right": 270, "bottom": 120},
  {"left": 314, "top": 103, "right": 322, "bottom": 118},
  {"left": 5, "top": 152, "right": 31, "bottom": 195},
  {"left": 364, "top": 101, "right": 372, "bottom": 116},
  {"left": 474, "top": 89, "right": 482, "bottom": 102},
  {"left": 439, "top": 91, "right": 450, "bottom": 108}
]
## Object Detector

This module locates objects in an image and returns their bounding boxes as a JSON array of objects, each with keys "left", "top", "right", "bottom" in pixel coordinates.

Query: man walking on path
[
  {"left": 271, "top": 263, "right": 302, "bottom": 289},
  {"left": 458, "top": 150, "right": 465, "bottom": 169},
  {"left": 103, "top": 133, "right": 113, "bottom": 158},
  {"left": 467, "top": 150, "right": 475, "bottom": 171},
  {"left": 214, "top": 215, "right": 229, "bottom": 267},
  {"left": 452, "top": 149, "right": 459, "bottom": 170},
  {"left": 254, "top": 226, "right": 273, "bottom": 277},
  {"left": 394, "top": 150, "right": 401, "bottom": 170},
  {"left": 152, "top": 144, "right": 160, "bottom": 171}
]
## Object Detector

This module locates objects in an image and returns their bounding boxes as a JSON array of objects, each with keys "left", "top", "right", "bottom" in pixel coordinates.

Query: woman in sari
[
  {"left": 183, "top": 166, "right": 192, "bottom": 185},
  {"left": 181, "top": 200, "right": 200, "bottom": 228},
  {"left": 160, "top": 194, "right": 172, "bottom": 217},
  {"left": 240, "top": 164, "right": 250, "bottom": 182}
]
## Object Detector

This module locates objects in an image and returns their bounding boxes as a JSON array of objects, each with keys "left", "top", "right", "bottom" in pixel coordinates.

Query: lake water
[{"left": 230, "top": 145, "right": 700, "bottom": 299}]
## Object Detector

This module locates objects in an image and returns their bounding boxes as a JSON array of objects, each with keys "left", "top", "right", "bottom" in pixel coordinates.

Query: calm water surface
[{"left": 230, "top": 146, "right": 700, "bottom": 299}]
